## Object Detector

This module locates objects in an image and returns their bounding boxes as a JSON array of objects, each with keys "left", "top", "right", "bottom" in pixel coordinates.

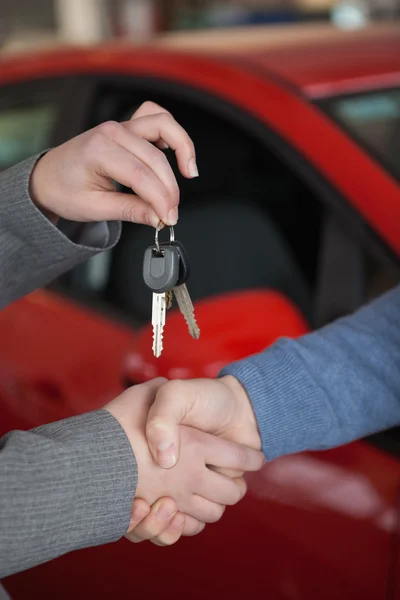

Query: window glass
[
  {"left": 0, "top": 80, "right": 62, "bottom": 169},
  {"left": 322, "top": 88, "right": 400, "bottom": 180},
  {"left": 0, "top": 104, "right": 57, "bottom": 168}
]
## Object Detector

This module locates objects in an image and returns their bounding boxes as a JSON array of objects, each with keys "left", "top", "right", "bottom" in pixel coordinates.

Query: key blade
[
  {"left": 173, "top": 284, "right": 200, "bottom": 340},
  {"left": 152, "top": 293, "right": 166, "bottom": 357}
]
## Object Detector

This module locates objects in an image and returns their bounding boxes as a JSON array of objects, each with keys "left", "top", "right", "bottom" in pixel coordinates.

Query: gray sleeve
[
  {"left": 0, "top": 154, "right": 121, "bottom": 309},
  {"left": 0, "top": 410, "right": 137, "bottom": 578},
  {"left": 0, "top": 157, "right": 136, "bottom": 578}
]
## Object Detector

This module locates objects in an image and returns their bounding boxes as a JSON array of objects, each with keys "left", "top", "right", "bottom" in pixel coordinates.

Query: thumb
[
  {"left": 80, "top": 190, "right": 161, "bottom": 227},
  {"left": 145, "top": 384, "right": 186, "bottom": 469},
  {"left": 145, "top": 379, "right": 231, "bottom": 469}
]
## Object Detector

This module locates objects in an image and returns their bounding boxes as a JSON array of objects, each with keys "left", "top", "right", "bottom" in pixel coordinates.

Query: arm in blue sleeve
[{"left": 220, "top": 284, "right": 400, "bottom": 460}]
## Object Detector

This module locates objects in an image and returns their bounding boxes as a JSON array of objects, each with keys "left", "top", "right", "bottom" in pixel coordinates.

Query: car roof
[
  {"left": 1, "top": 22, "right": 399, "bottom": 98},
  {"left": 152, "top": 22, "right": 400, "bottom": 97}
]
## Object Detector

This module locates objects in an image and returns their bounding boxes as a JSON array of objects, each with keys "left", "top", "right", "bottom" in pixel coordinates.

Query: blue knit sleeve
[{"left": 221, "top": 285, "right": 400, "bottom": 460}]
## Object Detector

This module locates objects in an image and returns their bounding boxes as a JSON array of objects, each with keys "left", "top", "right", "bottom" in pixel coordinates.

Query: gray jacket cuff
[
  {"left": 0, "top": 153, "right": 121, "bottom": 308},
  {"left": 0, "top": 410, "right": 137, "bottom": 577}
]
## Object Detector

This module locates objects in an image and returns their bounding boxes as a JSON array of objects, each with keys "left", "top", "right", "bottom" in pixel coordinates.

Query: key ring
[{"left": 155, "top": 222, "right": 175, "bottom": 254}]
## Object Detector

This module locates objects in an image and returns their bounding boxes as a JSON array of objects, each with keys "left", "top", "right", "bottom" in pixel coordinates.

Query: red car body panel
[{"left": 1, "top": 23, "right": 400, "bottom": 599}]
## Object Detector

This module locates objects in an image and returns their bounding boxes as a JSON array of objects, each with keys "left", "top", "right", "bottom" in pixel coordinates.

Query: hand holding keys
[{"left": 143, "top": 224, "right": 200, "bottom": 357}]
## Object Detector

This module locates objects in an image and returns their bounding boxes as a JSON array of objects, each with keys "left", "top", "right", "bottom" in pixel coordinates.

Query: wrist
[
  {"left": 29, "top": 152, "right": 59, "bottom": 225},
  {"left": 219, "top": 375, "right": 262, "bottom": 450}
]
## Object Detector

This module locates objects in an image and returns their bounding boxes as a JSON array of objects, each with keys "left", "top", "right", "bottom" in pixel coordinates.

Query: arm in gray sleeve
[
  {"left": 0, "top": 410, "right": 137, "bottom": 578},
  {"left": 0, "top": 157, "right": 136, "bottom": 578},
  {"left": 0, "top": 154, "right": 121, "bottom": 309},
  {"left": 221, "top": 284, "right": 400, "bottom": 460}
]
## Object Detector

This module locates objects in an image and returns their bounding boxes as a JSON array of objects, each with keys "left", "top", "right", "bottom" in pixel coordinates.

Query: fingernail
[
  {"left": 159, "top": 141, "right": 169, "bottom": 150},
  {"left": 155, "top": 501, "right": 177, "bottom": 520},
  {"left": 167, "top": 207, "right": 178, "bottom": 226},
  {"left": 188, "top": 158, "right": 199, "bottom": 178},
  {"left": 150, "top": 212, "right": 161, "bottom": 228},
  {"left": 156, "top": 442, "right": 177, "bottom": 469}
]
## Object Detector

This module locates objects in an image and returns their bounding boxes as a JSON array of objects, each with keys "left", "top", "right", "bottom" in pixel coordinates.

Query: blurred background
[{"left": 1, "top": 0, "right": 399, "bottom": 52}]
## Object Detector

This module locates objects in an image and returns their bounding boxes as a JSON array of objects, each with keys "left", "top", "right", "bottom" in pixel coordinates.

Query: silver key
[
  {"left": 173, "top": 283, "right": 200, "bottom": 339},
  {"left": 152, "top": 292, "right": 167, "bottom": 357}
]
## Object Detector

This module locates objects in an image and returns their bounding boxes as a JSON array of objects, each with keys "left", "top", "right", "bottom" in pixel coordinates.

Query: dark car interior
[{"left": 62, "top": 81, "right": 326, "bottom": 326}]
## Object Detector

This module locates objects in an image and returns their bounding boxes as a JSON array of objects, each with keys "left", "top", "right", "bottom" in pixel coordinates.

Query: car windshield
[{"left": 321, "top": 88, "right": 400, "bottom": 181}]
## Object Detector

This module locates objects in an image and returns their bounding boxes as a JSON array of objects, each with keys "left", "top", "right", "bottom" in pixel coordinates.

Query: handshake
[{"left": 104, "top": 376, "right": 264, "bottom": 547}]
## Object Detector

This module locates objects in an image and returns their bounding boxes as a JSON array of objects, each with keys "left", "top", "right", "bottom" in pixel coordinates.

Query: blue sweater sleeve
[{"left": 220, "top": 284, "right": 400, "bottom": 460}]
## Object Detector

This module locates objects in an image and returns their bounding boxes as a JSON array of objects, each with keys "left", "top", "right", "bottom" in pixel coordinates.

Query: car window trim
[
  {"left": 315, "top": 87, "right": 400, "bottom": 184},
  {"left": 80, "top": 74, "right": 400, "bottom": 272}
]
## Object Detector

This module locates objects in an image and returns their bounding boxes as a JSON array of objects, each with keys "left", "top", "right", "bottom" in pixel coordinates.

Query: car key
[
  {"left": 143, "top": 227, "right": 179, "bottom": 357},
  {"left": 172, "top": 241, "right": 200, "bottom": 340},
  {"left": 173, "top": 283, "right": 200, "bottom": 340},
  {"left": 158, "top": 238, "right": 200, "bottom": 339}
]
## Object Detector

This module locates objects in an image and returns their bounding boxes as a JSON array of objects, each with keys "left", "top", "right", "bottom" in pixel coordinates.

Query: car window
[
  {"left": 320, "top": 88, "right": 400, "bottom": 181},
  {"left": 0, "top": 81, "right": 62, "bottom": 170},
  {"left": 55, "top": 81, "right": 325, "bottom": 326},
  {"left": 0, "top": 105, "right": 57, "bottom": 169}
]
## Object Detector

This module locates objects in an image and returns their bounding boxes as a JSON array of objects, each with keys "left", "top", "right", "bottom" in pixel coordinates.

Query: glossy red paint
[
  {"left": 0, "top": 291, "right": 134, "bottom": 427},
  {"left": 124, "top": 290, "right": 309, "bottom": 383},
  {"left": 1, "top": 24, "right": 400, "bottom": 599}
]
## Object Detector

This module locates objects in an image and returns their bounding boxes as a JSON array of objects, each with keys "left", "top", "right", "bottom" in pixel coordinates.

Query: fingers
[
  {"left": 78, "top": 189, "right": 162, "bottom": 227},
  {"left": 150, "top": 513, "right": 186, "bottom": 547},
  {"left": 126, "top": 498, "right": 205, "bottom": 547},
  {"left": 186, "top": 496, "right": 226, "bottom": 524},
  {"left": 204, "top": 433, "right": 265, "bottom": 473},
  {"left": 125, "top": 497, "right": 178, "bottom": 543},
  {"left": 86, "top": 105, "right": 198, "bottom": 226},
  {"left": 197, "top": 473, "right": 247, "bottom": 506},
  {"left": 128, "top": 101, "right": 198, "bottom": 179},
  {"left": 181, "top": 515, "right": 206, "bottom": 537},
  {"left": 149, "top": 514, "right": 205, "bottom": 547},
  {"left": 124, "top": 114, "right": 198, "bottom": 180},
  {"left": 93, "top": 127, "right": 177, "bottom": 225},
  {"left": 209, "top": 466, "right": 244, "bottom": 478},
  {"left": 112, "top": 120, "right": 180, "bottom": 213},
  {"left": 146, "top": 378, "right": 250, "bottom": 470},
  {"left": 126, "top": 498, "right": 151, "bottom": 533},
  {"left": 146, "top": 380, "right": 201, "bottom": 468},
  {"left": 104, "top": 377, "right": 167, "bottom": 426},
  {"left": 130, "top": 100, "right": 170, "bottom": 120}
]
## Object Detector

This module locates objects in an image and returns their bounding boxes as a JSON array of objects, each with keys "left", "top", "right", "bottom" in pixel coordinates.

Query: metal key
[
  {"left": 173, "top": 283, "right": 200, "bottom": 340},
  {"left": 172, "top": 240, "right": 200, "bottom": 340},
  {"left": 143, "top": 227, "right": 179, "bottom": 357},
  {"left": 151, "top": 293, "right": 166, "bottom": 358}
]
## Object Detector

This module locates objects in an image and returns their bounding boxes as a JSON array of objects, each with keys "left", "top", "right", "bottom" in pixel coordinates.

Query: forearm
[
  {"left": 0, "top": 155, "right": 121, "bottom": 309},
  {"left": 0, "top": 410, "right": 136, "bottom": 577},
  {"left": 221, "top": 285, "right": 400, "bottom": 459}
]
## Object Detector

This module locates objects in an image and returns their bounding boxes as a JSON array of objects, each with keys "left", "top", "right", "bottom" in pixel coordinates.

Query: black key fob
[
  {"left": 159, "top": 240, "right": 191, "bottom": 286},
  {"left": 143, "top": 244, "right": 180, "bottom": 293}
]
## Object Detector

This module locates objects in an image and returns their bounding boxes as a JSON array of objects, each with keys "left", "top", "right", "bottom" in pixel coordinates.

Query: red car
[{"left": 1, "top": 22, "right": 400, "bottom": 600}]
